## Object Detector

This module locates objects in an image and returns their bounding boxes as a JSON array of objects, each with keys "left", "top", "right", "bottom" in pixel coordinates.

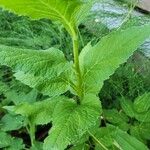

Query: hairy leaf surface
[
  {"left": 43, "top": 94, "right": 102, "bottom": 150},
  {"left": 0, "top": 45, "right": 71, "bottom": 96},
  {"left": 79, "top": 25, "right": 150, "bottom": 94},
  {"left": 0, "top": 0, "right": 94, "bottom": 36}
]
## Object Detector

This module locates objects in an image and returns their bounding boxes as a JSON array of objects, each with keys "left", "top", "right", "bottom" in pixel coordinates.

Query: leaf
[
  {"left": 0, "top": 113, "right": 26, "bottom": 131},
  {"left": 79, "top": 25, "right": 150, "bottom": 94},
  {"left": 120, "top": 98, "right": 135, "bottom": 118},
  {"left": 135, "top": 123, "right": 150, "bottom": 140},
  {"left": 94, "top": 125, "right": 148, "bottom": 150},
  {"left": 134, "top": 110, "right": 150, "bottom": 123},
  {"left": 103, "top": 109, "right": 129, "bottom": 131},
  {"left": 94, "top": 126, "right": 116, "bottom": 150},
  {"left": 0, "top": 45, "right": 71, "bottom": 96},
  {"left": 0, "top": 131, "right": 25, "bottom": 149},
  {"left": 130, "top": 123, "right": 150, "bottom": 142},
  {"left": 134, "top": 93, "right": 150, "bottom": 113},
  {"left": 5, "top": 89, "right": 38, "bottom": 105},
  {"left": 0, "top": 0, "right": 94, "bottom": 36},
  {"left": 43, "top": 94, "right": 102, "bottom": 150},
  {"left": 120, "top": 97, "right": 150, "bottom": 122},
  {"left": 113, "top": 128, "right": 149, "bottom": 150},
  {"left": 4, "top": 96, "right": 66, "bottom": 125},
  {"left": 130, "top": 125, "right": 144, "bottom": 142}
]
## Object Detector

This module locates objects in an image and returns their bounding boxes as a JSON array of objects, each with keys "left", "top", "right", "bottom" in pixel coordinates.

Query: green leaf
[
  {"left": 43, "top": 94, "right": 102, "bottom": 150},
  {"left": 94, "top": 126, "right": 116, "bottom": 150},
  {"left": 130, "top": 125, "right": 144, "bottom": 142},
  {"left": 0, "top": 113, "right": 26, "bottom": 131},
  {"left": 94, "top": 125, "right": 148, "bottom": 150},
  {"left": 0, "top": 45, "right": 71, "bottom": 96},
  {"left": 0, "top": 0, "right": 94, "bottom": 36},
  {"left": 120, "top": 98, "right": 135, "bottom": 118},
  {"left": 134, "top": 93, "right": 150, "bottom": 113},
  {"left": 79, "top": 25, "right": 150, "bottom": 94},
  {"left": 113, "top": 128, "right": 148, "bottom": 150},
  {"left": 130, "top": 123, "right": 150, "bottom": 142},
  {"left": 6, "top": 89, "right": 38, "bottom": 105},
  {"left": 119, "top": 97, "right": 150, "bottom": 122},
  {"left": 134, "top": 110, "right": 150, "bottom": 123},
  {"left": 139, "top": 123, "right": 150, "bottom": 140},
  {"left": 103, "top": 109, "right": 129, "bottom": 131},
  {"left": 0, "top": 131, "right": 25, "bottom": 149},
  {"left": 4, "top": 96, "right": 66, "bottom": 125}
]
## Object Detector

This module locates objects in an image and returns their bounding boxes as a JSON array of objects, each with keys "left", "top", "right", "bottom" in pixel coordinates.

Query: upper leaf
[
  {"left": 0, "top": 0, "right": 94, "bottom": 36},
  {"left": 79, "top": 25, "right": 150, "bottom": 94},
  {"left": 43, "top": 94, "right": 102, "bottom": 150},
  {"left": 0, "top": 45, "right": 71, "bottom": 97}
]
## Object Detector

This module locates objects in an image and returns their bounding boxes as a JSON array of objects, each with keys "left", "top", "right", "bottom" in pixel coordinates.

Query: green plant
[{"left": 0, "top": 0, "right": 150, "bottom": 149}]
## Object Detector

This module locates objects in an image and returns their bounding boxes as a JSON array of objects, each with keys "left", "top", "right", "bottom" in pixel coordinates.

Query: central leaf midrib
[{"left": 39, "top": 0, "right": 74, "bottom": 35}]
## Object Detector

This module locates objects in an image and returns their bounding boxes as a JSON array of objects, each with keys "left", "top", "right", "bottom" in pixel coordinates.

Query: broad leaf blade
[
  {"left": 0, "top": 45, "right": 71, "bottom": 96},
  {"left": 79, "top": 25, "right": 150, "bottom": 94},
  {"left": 0, "top": 0, "right": 93, "bottom": 35},
  {"left": 43, "top": 94, "right": 102, "bottom": 150}
]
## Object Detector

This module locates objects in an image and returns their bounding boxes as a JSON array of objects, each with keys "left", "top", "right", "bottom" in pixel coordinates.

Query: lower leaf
[{"left": 43, "top": 94, "right": 102, "bottom": 150}]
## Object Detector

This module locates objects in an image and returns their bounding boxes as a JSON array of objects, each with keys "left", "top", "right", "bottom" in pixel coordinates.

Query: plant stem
[
  {"left": 72, "top": 31, "right": 83, "bottom": 102},
  {"left": 27, "top": 120, "right": 36, "bottom": 147}
]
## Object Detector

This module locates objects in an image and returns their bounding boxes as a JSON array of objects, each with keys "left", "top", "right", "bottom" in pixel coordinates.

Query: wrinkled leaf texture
[{"left": 0, "top": 45, "right": 70, "bottom": 97}]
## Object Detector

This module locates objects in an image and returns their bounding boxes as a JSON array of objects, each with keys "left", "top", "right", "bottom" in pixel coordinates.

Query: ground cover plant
[{"left": 0, "top": 0, "right": 150, "bottom": 150}]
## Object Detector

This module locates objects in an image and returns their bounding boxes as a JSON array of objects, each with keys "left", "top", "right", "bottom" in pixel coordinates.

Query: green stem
[
  {"left": 27, "top": 120, "right": 36, "bottom": 146},
  {"left": 72, "top": 31, "right": 83, "bottom": 102}
]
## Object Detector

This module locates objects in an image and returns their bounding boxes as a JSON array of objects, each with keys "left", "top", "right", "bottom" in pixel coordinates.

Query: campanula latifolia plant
[{"left": 0, "top": 0, "right": 150, "bottom": 149}]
